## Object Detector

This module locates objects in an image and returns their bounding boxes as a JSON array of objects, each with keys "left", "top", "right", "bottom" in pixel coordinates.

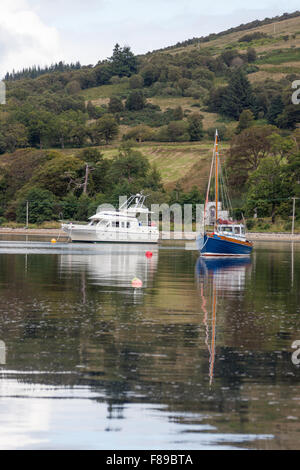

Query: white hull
[{"left": 62, "top": 225, "right": 159, "bottom": 244}]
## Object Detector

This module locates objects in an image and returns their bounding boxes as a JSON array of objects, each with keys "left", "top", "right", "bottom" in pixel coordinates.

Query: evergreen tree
[
  {"left": 221, "top": 70, "right": 255, "bottom": 120},
  {"left": 109, "top": 44, "right": 138, "bottom": 77},
  {"left": 267, "top": 95, "right": 284, "bottom": 125}
]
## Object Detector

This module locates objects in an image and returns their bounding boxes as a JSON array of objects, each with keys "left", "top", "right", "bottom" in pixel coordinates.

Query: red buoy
[
  {"left": 145, "top": 251, "right": 153, "bottom": 258},
  {"left": 131, "top": 277, "right": 143, "bottom": 288}
]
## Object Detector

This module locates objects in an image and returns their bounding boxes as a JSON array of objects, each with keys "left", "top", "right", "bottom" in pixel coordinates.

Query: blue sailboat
[{"left": 197, "top": 131, "right": 253, "bottom": 257}]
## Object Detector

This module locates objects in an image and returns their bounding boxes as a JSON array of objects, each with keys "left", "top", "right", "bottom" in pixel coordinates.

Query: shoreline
[{"left": 0, "top": 228, "right": 300, "bottom": 242}]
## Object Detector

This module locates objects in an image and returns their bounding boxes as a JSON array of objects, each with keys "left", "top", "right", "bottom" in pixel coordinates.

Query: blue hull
[{"left": 197, "top": 234, "right": 252, "bottom": 256}]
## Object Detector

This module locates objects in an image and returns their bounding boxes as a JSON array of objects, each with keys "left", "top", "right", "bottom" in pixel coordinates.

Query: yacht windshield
[
  {"left": 99, "top": 219, "right": 108, "bottom": 227},
  {"left": 90, "top": 220, "right": 99, "bottom": 226}
]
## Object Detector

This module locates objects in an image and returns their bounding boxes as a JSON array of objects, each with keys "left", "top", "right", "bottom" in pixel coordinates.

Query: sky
[{"left": 0, "top": 0, "right": 299, "bottom": 76}]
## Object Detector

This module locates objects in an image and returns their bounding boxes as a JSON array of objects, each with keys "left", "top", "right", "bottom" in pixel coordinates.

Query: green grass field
[
  {"left": 80, "top": 82, "right": 129, "bottom": 102},
  {"left": 94, "top": 140, "right": 225, "bottom": 191}
]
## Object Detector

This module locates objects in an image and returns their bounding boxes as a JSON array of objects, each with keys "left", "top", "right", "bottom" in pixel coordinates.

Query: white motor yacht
[{"left": 61, "top": 193, "right": 159, "bottom": 244}]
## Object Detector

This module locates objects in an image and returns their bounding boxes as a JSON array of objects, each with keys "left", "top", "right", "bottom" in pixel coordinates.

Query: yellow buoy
[{"left": 51, "top": 239, "right": 57, "bottom": 244}]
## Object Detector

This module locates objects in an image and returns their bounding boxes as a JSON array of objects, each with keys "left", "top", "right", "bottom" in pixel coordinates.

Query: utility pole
[
  {"left": 26, "top": 201, "right": 29, "bottom": 229},
  {"left": 292, "top": 197, "right": 297, "bottom": 236}
]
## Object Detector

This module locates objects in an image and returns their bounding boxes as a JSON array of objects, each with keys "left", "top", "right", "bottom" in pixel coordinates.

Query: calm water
[{"left": 0, "top": 237, "right": 300, "bottom": 450}]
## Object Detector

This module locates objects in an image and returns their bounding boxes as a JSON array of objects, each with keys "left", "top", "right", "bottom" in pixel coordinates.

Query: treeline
[
  {"left": 226, "top": 125, "right": 300, "bottom": 226},
  {"left": 0, "top": 45, "right": 139, "bottom": 153},
  {"left": 5, "top": 61, "right": 82, "bottom": 81},
  {"left": 1, "top": 40, "right": 299, "bottom": 156},
  {"left": 0, "top": 144, "right": 203, "bottom": 225},
  {"left": 206, "top": 68, "right": 299, "bottom": 128},
  {"left": 151, "top": 10, "right": 300, "bottom": 52}
]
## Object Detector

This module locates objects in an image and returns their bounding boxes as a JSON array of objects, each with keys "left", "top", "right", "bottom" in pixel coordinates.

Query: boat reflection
[
  {"left": 195, "top": 257, "right": 252, "bottom": 385},
  {"left": 59, "top": 243, "right": 159, "bottom": 289}
]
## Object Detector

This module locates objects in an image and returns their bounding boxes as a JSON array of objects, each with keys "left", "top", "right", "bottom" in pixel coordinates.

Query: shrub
[
  {"left": 245, "top": 219, "right": 255, "bottom": 230},
  {"left": 16, "top": 187, "right": 58, "bottom": 224},
  {"left": 238, "top": 32, "right": 268, "bottom": 43}
]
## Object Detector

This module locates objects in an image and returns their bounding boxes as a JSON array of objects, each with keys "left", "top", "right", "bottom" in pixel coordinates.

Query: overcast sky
[{"left": 0, "top": 0, "right": 299, "bottom": 76}]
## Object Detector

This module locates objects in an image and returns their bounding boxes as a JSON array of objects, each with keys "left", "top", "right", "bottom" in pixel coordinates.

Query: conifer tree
[{"left": 221, "top": 70, "right": 255, "bottom": 120}]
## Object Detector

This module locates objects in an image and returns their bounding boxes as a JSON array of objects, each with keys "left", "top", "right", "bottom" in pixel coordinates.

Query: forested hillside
[{"left": 0, "top": 11, "right": 300, "bottom": 229}]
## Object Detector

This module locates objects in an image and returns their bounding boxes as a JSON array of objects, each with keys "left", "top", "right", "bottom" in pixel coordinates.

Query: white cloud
[
  {"left": 1, "top": 1, "right": 299, "bottom": 75},
  {"left": 0, "top": 0, "right": 62, "bottom": 77}
]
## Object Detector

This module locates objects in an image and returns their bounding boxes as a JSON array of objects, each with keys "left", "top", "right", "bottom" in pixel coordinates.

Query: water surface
[{"left": 0, "top": 239, "right": 299, "bottom": 450}]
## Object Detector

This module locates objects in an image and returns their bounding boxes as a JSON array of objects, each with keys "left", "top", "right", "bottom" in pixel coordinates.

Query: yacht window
[
  {"left": 241, "top": 227, "right": 245, "bottom": 235},
  {"left": 121, "top": 222, "right": 125, "bottom": 228},
  {"left": 112, "top": 221, "right": 120, "bottom": 228},
  {"left": 234, "top": 227, "right": 240, "bottom": 235},
  {"left": 223, "top": 227, "right": 233, "bottom": 233},
  {"left": 99, "top": 219, "right": 108, "bottom": 227},
  {"left": 127, "top": 222, "right": 130, "bottom": 228}
]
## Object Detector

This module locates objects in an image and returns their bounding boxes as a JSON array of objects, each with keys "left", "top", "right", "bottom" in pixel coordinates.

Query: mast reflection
[{"left": 196, "top": 257, "right": 252, "bottom": 386}]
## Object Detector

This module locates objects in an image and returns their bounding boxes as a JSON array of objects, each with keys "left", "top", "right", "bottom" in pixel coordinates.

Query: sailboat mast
[{"left": 215, "top": 130, "right": 219, "bottom": 224}]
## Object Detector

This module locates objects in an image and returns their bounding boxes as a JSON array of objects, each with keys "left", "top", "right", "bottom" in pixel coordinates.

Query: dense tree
[
  {"left": 108, "top": 96, "right": 124, "bottom": 113},
  {"left": 167, "top": 120, "right": 189, "bottom": 142},
  {"left": 268, "top": 133, "right": 296, "bottom": 160},
  {"left": 123, "top": 125, "right": 154, "bottom": 142},
  {"left": 125, "top": 91, "right": 146, "bottom": 111},
  {"left": 87, "top": 101, "right": 103, "bottom": 119},
  {"left": 29, "top": 152, "right": 84, "bottom": 197},
  {"left": 0, "top": 123, "right": 28, "bottom": 153},
  {"left": 75, "top": 193, "right": 92, "bottom": 220},
  {"left": 61, "top": 193, "right": 78, "bottom": 220},
  {"left": 277, "top": 101, "right": 300, "bottom": 130},
  {"left": 220, "top": 50, "right": 240, "bottom": 67},
  {"left": 108, "top": 144, "right": 150, "bottom": 183},
  {"left": 141, "top": 65, "right": 160, "bottom": 87},
  {"left": 284, "top": 152, "right": 300, "bottom": 197},
  {"left": 267, "top": 95, "right": 284, "bottom": 125},
  {"left": 227, "top": 125, "right": 276, "bottom": 189},
  {"left": 220, "top": 70, "right": 255, "bottom": 119},
  {"left": 187, "top": 113, "right": 204, "bottom": 141},
  {"left": 245, "top": 156, "right": 290, "bottom": 223},
  {"left": 90, "top": 115, "right": 119, "bottom": 144},
  {"left": 236, "top": 109, "right": 255, "bottom": 134},
  {"left": 79, "top": 148, "right": 104, "bottom": 194},
  {"left": 16, "top": 187, "right": 58, "bottom": 224},
  {"left": 173, "top": 106, "right": 184, "bottom": 121},
  {"left": 246, "top": 47, "right": 257, "bottom": 63},
  {"left": 178, "top": 78, "right": 192, "bottom": 96},
  {"left": 129, "top": 74, "right": 144, "bottom": 89},
  {"left": 109, "top": 44, "right": 138, "bottom": 77}
]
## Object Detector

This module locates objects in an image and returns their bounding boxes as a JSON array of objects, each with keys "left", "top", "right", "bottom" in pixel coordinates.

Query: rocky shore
[{"left": 1, "top": 227, "right": 300, "bottom": 242}]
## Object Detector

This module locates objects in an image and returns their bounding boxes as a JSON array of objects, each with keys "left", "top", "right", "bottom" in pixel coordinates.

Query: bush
[
  {"left": 16, "top": 187, "right": 58, "bottom": 224},
  {"left": 244, "top": 64, "right": 259, "bottom": 74},
  {"left": 206, "top": 125, "right": 229, "bottom": 141},
  {"left": 238, "top": 32, "right": 268, "bottom": 43},
  {"left": 125, "top": 91, "right": 146, "bottom": 111},
  {"left": 245, "top": 218, "right": 255, "bottom": 230}
]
